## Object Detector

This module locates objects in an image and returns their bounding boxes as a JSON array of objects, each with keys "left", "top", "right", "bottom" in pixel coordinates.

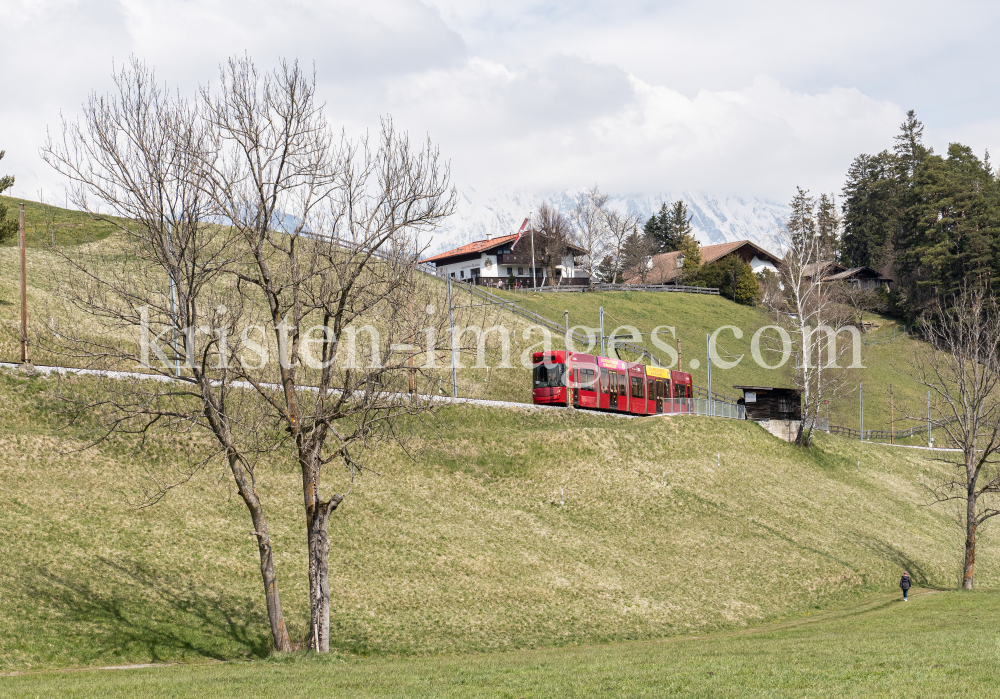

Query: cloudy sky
[{"left": 2, "top": 0, "right": 998, "bottom": 205}]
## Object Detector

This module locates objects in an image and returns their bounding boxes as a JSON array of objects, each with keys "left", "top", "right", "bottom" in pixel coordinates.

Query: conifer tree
[
  {"left": 841, "top": 150, "right": 900, "bottom": 269},
  {"left": 666, "top": 200, "right": 692, "bottom": 251},
  {"left": 644, "top": 199, "right": 693, "bottom": 254},
  {"left": 908, "top": 144, "right": 1000, "bottom": 297},
  {"left": 643, "top": 202, "right": 669, "bottom": 252},
  {"left": 786, "top": 187, "right": 815, "bottom": 249},
  {"left": 815, "top": 193, "right": 840, "bottom": 255}
]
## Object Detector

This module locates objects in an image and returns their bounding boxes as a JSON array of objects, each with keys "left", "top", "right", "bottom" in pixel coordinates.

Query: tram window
[
  {"left": 648, "top": 379, "right": 654, "bottom": 398},
  {"left": 533, "top": 363, "right": 565, "bottom": 388},
  {"left": 579, "top": 368, "right": 595, "bottom": 390},
  {"left": 600, "top": 369, "right": 609, "bottom": 393},
  {"left": 631, "top": 376, "right": 643, "bottom": 398}
]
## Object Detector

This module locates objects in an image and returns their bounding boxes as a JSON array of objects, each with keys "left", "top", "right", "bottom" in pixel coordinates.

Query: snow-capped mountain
[{"left": 422, "top": 187, "right": 790, "bottom": 256}]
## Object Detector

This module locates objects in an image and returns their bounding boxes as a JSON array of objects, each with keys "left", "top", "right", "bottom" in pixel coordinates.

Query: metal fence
[
  {"left": 659, "top": 399, "right": 745, "bottom": 420},
  {"left": 591, "top": 283, "right": 720, "bottom": 295}
]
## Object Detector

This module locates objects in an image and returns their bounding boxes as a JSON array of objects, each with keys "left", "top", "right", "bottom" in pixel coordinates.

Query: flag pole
[{"left": 530, "top": 212, "right": 536, "bottom": 290}]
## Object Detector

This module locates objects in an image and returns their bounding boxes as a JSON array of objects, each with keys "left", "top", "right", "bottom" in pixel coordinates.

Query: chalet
[
  {"left": 625, "top": 240, "right": 781, "bottom": 286},
  {"left": 420, "top": 233, "right": 588, "bottom": 287},
  {"left": 802, "top": 262, "right": 892, "bottom": 291},
  {"left": 734, "top": 385, "right": 803, "bottom": 442}
]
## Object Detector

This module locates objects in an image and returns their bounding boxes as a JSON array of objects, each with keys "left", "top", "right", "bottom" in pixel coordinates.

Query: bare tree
[
  {"left": 836, "top": 283, "right": 885, "bottom": 332},
  {"left": 569, "top": 184, "right": 608, "bottom": 289},
  {"left": 532, "top": 201, "right": 571, "bottom": 286},
  {"left": 774, "top": 192, "right": 857, "bottom": 446},
  {"left": 906, "top": 287, "right": 1000, "bottom": 590},
  {"left": 621, "top": 229, "right": 656, "bottom": 283},
  {"left": 604, "top": 209, "right": 640, "bottom": 285},
  {"left": 41, "top": 57, "right": 464, "bottom": 653}
]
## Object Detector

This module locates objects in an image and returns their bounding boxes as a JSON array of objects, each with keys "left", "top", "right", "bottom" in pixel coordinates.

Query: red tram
[{"left": 532, "top": 350, "right": 693, "bottom": 415}]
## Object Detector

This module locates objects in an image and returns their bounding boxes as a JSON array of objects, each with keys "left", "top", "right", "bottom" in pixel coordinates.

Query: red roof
[
  {"left": 700, "top": 240, "right": 779, "bottom": 265},
  {"left": 420, "top": 233, "right": 519, "bottom": 264}
]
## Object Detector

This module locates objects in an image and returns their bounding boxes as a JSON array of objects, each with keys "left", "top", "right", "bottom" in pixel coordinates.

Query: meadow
[{"left": 2, "top": 590, "right": 996, "bottom": 697}]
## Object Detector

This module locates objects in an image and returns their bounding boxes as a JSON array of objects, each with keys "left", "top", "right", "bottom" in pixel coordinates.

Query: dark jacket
[{"left": 900, "top": 575, "right": 911, "bottom": 590}]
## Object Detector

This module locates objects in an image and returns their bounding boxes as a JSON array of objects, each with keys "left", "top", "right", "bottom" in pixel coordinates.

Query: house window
[
  {"left": 450, "top": 272, "right": 455, "bottom": 278},
  {"left": 778, "top": 395, "right": 794, "bottom": 414},
  {"left": 518, "top": 267, "right": 523, "bottom": 275},
  {"left": 460, "top": 270, "right": 465, "bottom": 279},
  {"left": 507, "top": 267, "right": 513, "bottom": 275}
]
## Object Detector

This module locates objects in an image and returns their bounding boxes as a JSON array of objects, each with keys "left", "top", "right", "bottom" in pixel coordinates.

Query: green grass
[
  {"left": 3, "top": 589, "right": 997, "bottom": 697},
  {"left": 0, "top": 195, "right": 119, "bottom": 248},
  {"left": 0, "top": 368, "right": 991, "bottom": 675}
]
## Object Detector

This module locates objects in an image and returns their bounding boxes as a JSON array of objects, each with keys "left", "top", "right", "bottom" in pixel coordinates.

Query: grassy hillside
[
  {"left": 0, "top": 194, "right": 957, "bottom": 434},
  {"left": 5, "top": 589, "right": 998, "bottom": 697},
  {"left": 0, "top": 368, "right": 992, "bottom": 673},
  {"left": 0, "top": 195, "right": 119, "bottom": 248},
  {"left": 501, "top": 288, "right": 929, "bottom": 434}
]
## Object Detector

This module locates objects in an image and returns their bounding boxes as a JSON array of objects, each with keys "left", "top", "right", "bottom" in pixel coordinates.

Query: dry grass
[{"left": 0, "top": 368, "right": 991, "bottom": 672}]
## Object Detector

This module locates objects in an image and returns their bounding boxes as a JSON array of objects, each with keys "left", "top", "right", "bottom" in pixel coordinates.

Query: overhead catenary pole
[
  {"left": 706, "top": 332, "right": 712, "bottom": 417},
  {"left": 448, "top": 275, "right": 457, "bottom": 398},
  {"left": 565, "top": 310, "right": 573, "bottom": 409},
  {"left": 599, "top": 306, "right": 606, "bottom": 358},
  {"left": 19, "top": 204, "right": 29, "bottom": 365}
]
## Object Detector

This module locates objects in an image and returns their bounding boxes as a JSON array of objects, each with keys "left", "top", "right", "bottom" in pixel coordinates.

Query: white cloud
[{"left": 1, "top": 0, "right": 995, "bottom": 208}]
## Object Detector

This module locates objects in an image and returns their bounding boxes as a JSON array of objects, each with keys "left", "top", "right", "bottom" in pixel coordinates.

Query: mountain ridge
[{"left": 423, "top": 188, "right": 790, "bottom": 256}]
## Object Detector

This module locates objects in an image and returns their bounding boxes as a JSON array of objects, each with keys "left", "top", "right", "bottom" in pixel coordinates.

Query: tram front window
[{"left": 533, "top": 363, "right": 565, "bottom": 388}]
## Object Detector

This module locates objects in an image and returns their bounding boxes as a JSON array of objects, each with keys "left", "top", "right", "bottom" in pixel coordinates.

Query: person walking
[{"left": 900, "top": 571, "right": 912, "bottom": 601}]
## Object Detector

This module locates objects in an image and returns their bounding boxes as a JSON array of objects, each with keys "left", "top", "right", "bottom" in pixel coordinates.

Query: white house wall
[
  {"left": 749, "top": 255, "right": 778, "bottom": 275},
  {"left": 433, "top": 251, "right": 587, "bottom": 280}
]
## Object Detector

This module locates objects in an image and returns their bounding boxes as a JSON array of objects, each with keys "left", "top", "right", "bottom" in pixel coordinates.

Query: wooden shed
[{"left": 733, "top": 386, "right": 802, "bottom": 421}]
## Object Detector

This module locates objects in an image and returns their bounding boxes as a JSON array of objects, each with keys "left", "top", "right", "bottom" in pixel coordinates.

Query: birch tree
[
  {"left": 775, "top": 189, "right": 857, "bottom": 446},
  {"left": 569, "top": 184, "right": 608, "bottom": 289}
]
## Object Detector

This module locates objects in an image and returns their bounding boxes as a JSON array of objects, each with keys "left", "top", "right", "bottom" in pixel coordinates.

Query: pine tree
[
  {"left": 894, "top": 110, "right": 929, "bottom": 180},
  {"left": 909, "top": 143, "right": 1000, "bottom": 297},
  {"left": 666, "top": 200, "right": 692, "bottom": 251},
  {"left": 815, "top": 193, "right": 840, "bottom": 255},
  {"left": 786, "top": 187, "right": 815, "bottom": 249},
  {"left": 841, "top": 150, "right": 900, "bottom": 269},
  {"left": 643, "top": 202, "right": 669, "bottom": 252},
  {"left": 0, "top": 151, "right": 16, "bottom": 244}
]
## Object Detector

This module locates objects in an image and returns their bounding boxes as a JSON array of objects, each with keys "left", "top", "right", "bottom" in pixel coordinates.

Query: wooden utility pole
[
  {"left": 19, "top": 203, "right": 29, "bottom": 365},
  {"left": 890, "top": 383, "right": 894, "bottom": 445}
]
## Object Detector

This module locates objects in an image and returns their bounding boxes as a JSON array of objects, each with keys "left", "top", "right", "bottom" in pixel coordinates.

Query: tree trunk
[
  {"left": 251, "top": 510, "right": 294, "bottom": 651},
  {"left": 231, "top": 454, "right": 292, "bottom": 651},
  {"left": 307, "top": 502, "right": 332, "bottom": 652},
  {"left": 302, "top": 453, "right": 341, "bottom": 653},
  {"left": 963, "top": 492, "right": 977, "bottom": 590}
]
